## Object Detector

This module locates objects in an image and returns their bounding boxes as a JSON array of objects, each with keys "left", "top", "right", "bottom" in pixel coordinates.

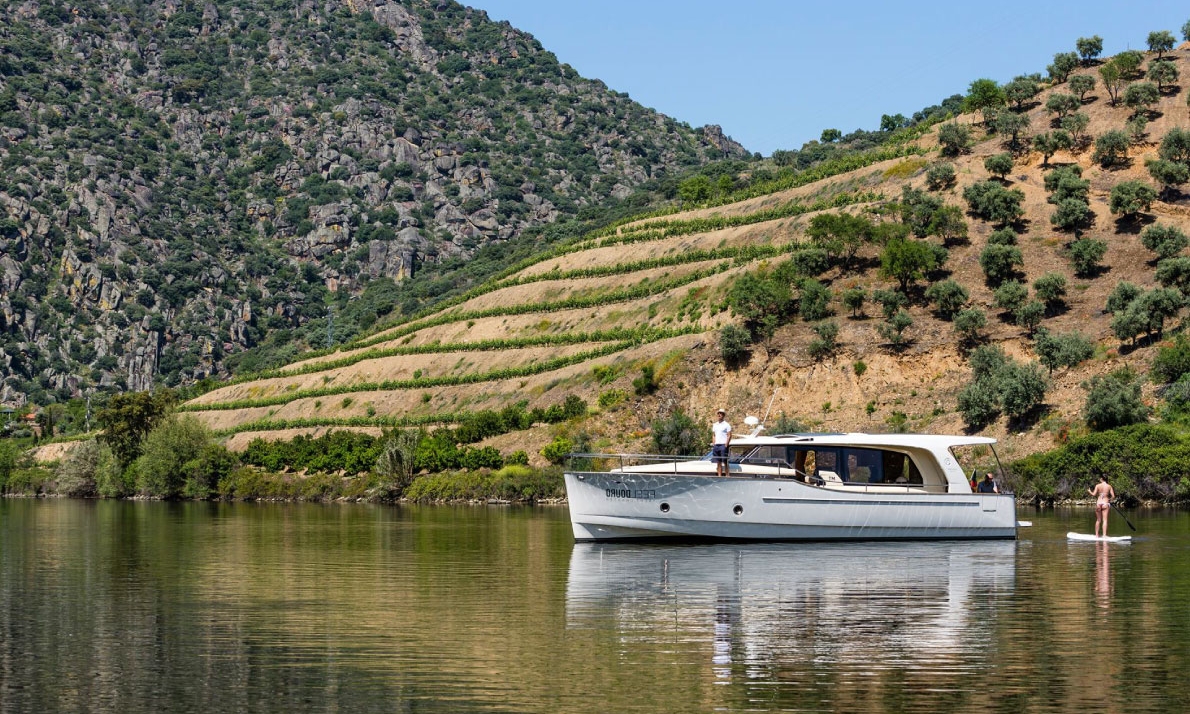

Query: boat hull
[{"left": 565, "top": 471, "right": 1017, "bottom": 541}]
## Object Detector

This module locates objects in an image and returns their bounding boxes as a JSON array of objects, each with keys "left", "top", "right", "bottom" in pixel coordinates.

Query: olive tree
[
  {"left": 1051, "top": 197, "right": 1094, "bottom": 231},
  {"left": 1084, "top": 368, "right": 1151, "bottom": 430},
  {"left": 1123, "top": 82, "right": 1160, "bottom": 116},
  {"left": 926, "top": 162, "right": 956, "bottom": 191},
  {"left": 1092, "top": 130, "right": 1130, "bottom": 167},
  {"left": 1004, "top": 77, "right": 1040, "bottom": 109},
  {"left": 1069, "top": 74, "right": 1096, "bottom": 101},
  {"left": 925, "top": 279, "right": 969, "bottom": 319},
  {"left": 1048, "top": 52, "right": 1079, "bottom": 83},
  {"left": 1148, "top": 159, "right": 1190, "bottom": 198},
  {"left": 1033, "top": 272, "right": 1069, "bottom": 312},
  {"left": 994, "top": 280, "right": 1029, "bottom": 314},
  {"left": 1033, "top": 131, "right": 1071, "bottom": 167},
  {"left": 981, "top": 244, "right": 1024, "bottom": 286},
  {"left": 1099, "top": 61, "right": 1126, "bottom": 105},
  {"left": 879, "top": 239, "right": 937, "bottom": 292},
  {"left": 964, "top": 78, "right": 1006, "bottom": 124},
  {"left": 938, "top": 123, "right": 972, "bottom": 156},
  {"left": 994, "top": 111, "right": 1031, "bottom": 150},
  {"left": 954, "top": 308, "right": 987, "bottom": 344},
  {"left": 984, "top": 153, "right": 1014, "bottom": 180},
  {"left": 1076, "top": 36, "right": 1103, "bottom": 65},
  {"left": 1069, "top": 238, "right": 1108, "bottom": 277},
  {"left": 1159, "top": 127, "right": 1190, "bottom": 164},
  {"left": 1061, "top": 112, "right": 1091, "bottom": 144},
  {"left": 1141, "top": 224, "right": 1189, "bottom": 261},
  {"left": 1109, "top": 180, "right": 1158, "bottom": 218},
  {"left": 1045, "top": 92, "right": 1081, "bottom": 118},
  {"left": 1148, "top": 30, "right": 1176, "bottom": 58},
  {"left": 963, "top": 181, "right": 1024, "bottom": 225},
  {"left": 1148, "top": 60, "right": 1179, "bottom": 93}
]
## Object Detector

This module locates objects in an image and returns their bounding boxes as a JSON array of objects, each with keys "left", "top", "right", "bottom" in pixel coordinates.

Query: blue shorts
[{"left": 712, "top": 444, "right": 728, "bottom": 463}]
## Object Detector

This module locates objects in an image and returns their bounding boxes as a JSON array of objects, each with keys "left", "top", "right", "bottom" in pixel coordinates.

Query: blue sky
[{"left": 468, "top": 1, "right": 1188, "bottom": 156}]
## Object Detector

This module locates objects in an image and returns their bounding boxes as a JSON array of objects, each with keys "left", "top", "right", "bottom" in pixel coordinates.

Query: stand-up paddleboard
[{"left": 1067, "top": 532, "right": 1131, "bottom": 542}]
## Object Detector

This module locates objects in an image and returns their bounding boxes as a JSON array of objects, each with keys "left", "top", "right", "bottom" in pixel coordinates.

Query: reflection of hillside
[{"left": 567, "top": 541, "right": 1016, "bottom": 678}]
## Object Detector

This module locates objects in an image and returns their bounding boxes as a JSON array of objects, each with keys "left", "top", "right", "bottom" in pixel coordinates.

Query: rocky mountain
[{"left": 0, "top": 0, "right": 746, "bottom": 406}]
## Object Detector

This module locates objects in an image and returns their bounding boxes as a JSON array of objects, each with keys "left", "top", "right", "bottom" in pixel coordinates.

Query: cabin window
[{"left": 790, "top": 446, "right": 924, "bottom": 484}]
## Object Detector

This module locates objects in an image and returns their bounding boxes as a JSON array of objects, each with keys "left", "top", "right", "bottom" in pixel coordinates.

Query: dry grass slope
[{"left": 186, "top": 44, "right": 1190, "bottom": 467}]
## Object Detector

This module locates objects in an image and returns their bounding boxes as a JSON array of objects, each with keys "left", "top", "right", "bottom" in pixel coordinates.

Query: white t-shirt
[{"left": 712, "top": 420, "right": 732, "bottom": 445}]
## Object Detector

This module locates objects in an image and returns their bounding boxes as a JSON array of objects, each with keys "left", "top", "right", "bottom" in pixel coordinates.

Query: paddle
[{"left": 1111, "top": 501, "right": 1137, "bottom": 532}]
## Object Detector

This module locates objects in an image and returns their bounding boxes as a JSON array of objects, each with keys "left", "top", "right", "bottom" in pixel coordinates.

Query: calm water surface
[{"left": 2, "top": 500, "right": 1189, "bottom": 713}]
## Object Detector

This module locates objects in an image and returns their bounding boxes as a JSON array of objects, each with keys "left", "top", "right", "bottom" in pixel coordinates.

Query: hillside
[
  {"left": 0, "top": 0, "right": 745, "bottom": 406},
  {"left": 179, "top": 39, "right": 1190, "bottom": 468}
]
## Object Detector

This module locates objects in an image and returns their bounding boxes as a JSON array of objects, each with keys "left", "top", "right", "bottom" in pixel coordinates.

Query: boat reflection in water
[{"left": 566, "top": 541, "right": 1016, "bottom": 681}]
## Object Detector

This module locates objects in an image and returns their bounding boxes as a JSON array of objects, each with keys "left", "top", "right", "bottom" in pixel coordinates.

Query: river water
[{"left": 1, "top": 500, "right": 1188, "bottom": 713}]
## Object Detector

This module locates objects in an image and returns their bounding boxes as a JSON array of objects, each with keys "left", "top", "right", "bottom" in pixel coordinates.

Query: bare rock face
[{"left": 0, "top": 0, "right": 748, "bottom": 404}]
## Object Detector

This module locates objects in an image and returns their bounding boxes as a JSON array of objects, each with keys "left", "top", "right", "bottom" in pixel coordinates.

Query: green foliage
[
  {"left": 842, "top": 286, "right": 867, "bottom": 317},
  {"left": 994, "top": 280, "right": 1029, "bottom": 314},
  {"left": 1010, "top": 424, "right": 1190, "bottom": 502},
  {"left": 1083, "top": 367, "right": 1151, "bottom": 430},
  {"left": 727, "top": 267, "right": 792, "bottom": 343},
  {"left": 1061, "top": 112, "right": 1091, "bottom": 143},
  {"left": 798, "top": 279, "right": 832, "bottom": 321},
  {"left": 958, "top": 346, "right": 1047, "bottom": 427},
  {"left": 878, "top": 310, "right": 914, "bottom": 348},
  {"left": 401, "top": 465, "right": 563, "bottom": 504},
  {"left": 1159, "top": 127, "right": 1190, "bottom": 164},
  {"left": 96, "top": 390, "right": 177, "bottom": 467},
  {"left": 633, "top": 365, "right": 658, "bottom": 395},
  {"left": 1157, "top": 256, "right": 1190, "bottom": 294},
  {"left": 1123, "top": 82, "right": 1160, "bottom": 115},
  {"left": 872, "top": 288, "right": 908, "bottom": 319},
  {"left": 1033, "top": 130, "right": 1073, "bottom": 166},
  {"left": 1152, "top": 334, "right": 1190, "bottom": 384},
  {"left": 1048, "top": 52, "right": 1080, "bottom": 83},
  {"left": 954, "top": 308, "right": 987, "bottom": 343},
  {"left": 651, "top": 410, "right": 704, "bottom": 456},
  {"left": 1004, "top": 76, "right": 1040, "bottom": 108},
  {"left": 1068, "top": 238, "right": 1107, "bottom": 277},
  {"left": 1045, "top": 165, "right": 1089, "bottom": 203},
  {"left": 541, "top": 436, "right": 573, "bottom": 465},
  {"left": 984, "top": 153, "right": 1014, "bottom": 179},
  {"left": 988, "top": 228, "right": 1018, "bottom": 246},
  {"left": 925, "top": 163, "right": 956, "bottom": 190},
  {"left": 806, "top": 211, "right": 872, "bottom": 267},
  {"left": 1099, "top": 61, "right": 1126, "bottom": 105},
  {"left": 133, "top": 415, "right": 233, "bottom": 498},
  {"left": 1076, "top": 36, "right": 1103, "bottom": 64},
  {"left": 1051, "top": 197, "right": 1094, "bottom": 231},
  {"left": 937, "top": 123, "right": 972, "bottom": 156},
  {"left": 1148, "top": 30, "right": 1176, "bottom": 57},
  {"left": 879, "top": 238, "right": 937, "bottom": 291},
  {"left": 1034, "top": 329, "right": 1095, "bottom": 374},
  {"left": 964, "top": 79, "right": 1006, "bottom": 123},
  {"left": 807, "top": 320, "right": 840, "bottom": 359},
  {"left": 1015, "top": 300, "right": 1045, "bottom": 335},
  {"left": 1092, "top": 130, "right": 1130, "bottom": 167},
  {"left": 1045, "top": 93, "right": 1081, "bottom": 118},
  {"left": 1147, "top": 59, "right": 1179, "bottom": 92},
  {"left": 1141, "top": 224, "right": 1189, "bottom": 261},
  {"left": 1107, "top": 281, "right": 1144, "bottom": 314},
  {"left": 1109, "top": 180, "right": 1158, "bottom": 218},
  {"left": 963, "top": 181, "right": 1024, "bottom": 226},
  {"left": 1069, "top": 73, "right": 1096, "bottom": 100},
  {"left": 980, "top": 243, "right": 1024, "bottom": 286},
  {"left": 924, "top": 279, "right": 968, "bottom": 319},
  {"left": 1032, "top": 271, "right": 1069, "bottom": 309},
  {"left": 1147, "top": 159, "right": 1190, "bottom": 193},
  {"left": 374, "top": 428, "right": 423, "bottom": 494},
  {"left": 993, "top": 111, "right": 1031, "bottom": 149},
  {"left": 719, "top": 324, "right": 751, "bottom": 367},
  {"left": 0, "top": 440, "right": 24, "bottom": 492}
]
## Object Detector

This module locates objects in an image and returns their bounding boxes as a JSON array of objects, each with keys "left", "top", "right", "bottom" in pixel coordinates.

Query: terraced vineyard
[{"left": 187, "top": 44, "right": 1190, "bottom": 466}]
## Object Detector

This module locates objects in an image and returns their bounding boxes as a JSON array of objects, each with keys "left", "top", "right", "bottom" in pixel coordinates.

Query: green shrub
[
  {"left": 1068, "top": 238, "right": 1107, "bottom": 277},
  {"left": 651, "top": 410, "right": 704, "bottom": 456},
  {"left": 134, "top": 415, "right": 221, "bottom": 498},
  {"left": 925, "top": 163, "right": 956, "bottom": 190},
  {"left": 1152, "top": 334, "right": 1190, "bottom": 384},
  {"left": 1084, "top": 367, "right": 1151, "bottom": 430},
  {"left": 541, "top": 436, "right": 573, "bottom": 465},
  {"left": 633, "top": 365, "right": 658, "bottom": 395},
  {"left": 1033, "top": 272, "right": 1068, "bottom": 310},
  {"left": 954, "top": 308, "right": 987, "bottom": 343},
  {"left": 799, "top": 279, "right": 832, "bottom": 321},
  {"left": 1109, "top": 180, "right": 1158, "bottom": 218},
  {"left": 984, "top": 153, "right": 1014, "bottom": 179},
  {"left": 1141, "top": 224, "right": 1188, "bottom": 261},
  {"left": 925, "top": 279, "right": 969, "bottom": 319}
]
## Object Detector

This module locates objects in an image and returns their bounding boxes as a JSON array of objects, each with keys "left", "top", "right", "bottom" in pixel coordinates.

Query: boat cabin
[{"left": 727, "top": 442, "right": 926, "bottom": 485}]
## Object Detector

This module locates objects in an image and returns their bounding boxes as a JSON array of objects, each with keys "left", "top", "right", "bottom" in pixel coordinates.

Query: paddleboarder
[{"left": 1089, "top": 476, "right": 1115, "bottom": 538}]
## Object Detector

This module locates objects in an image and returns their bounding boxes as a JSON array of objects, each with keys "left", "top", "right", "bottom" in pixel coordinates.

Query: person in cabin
[
  {"left": 711, "top": 408, "right": 732, "bottom": 477},
  {"left": 977, "top": 472, "right": 999, "bottom": 493},
  {"left": 1088, "top": 475, "right": 1115, "bottom": 538}
]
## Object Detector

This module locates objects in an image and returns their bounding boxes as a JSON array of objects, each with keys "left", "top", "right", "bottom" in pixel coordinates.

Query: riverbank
[{"left": 0, "top": 462, "right": 567, "bottom": 504}]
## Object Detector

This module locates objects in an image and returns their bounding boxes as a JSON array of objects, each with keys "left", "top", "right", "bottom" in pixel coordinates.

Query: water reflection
[{"left": 567, "top": 541, "right": 1016, "bottom": 682}]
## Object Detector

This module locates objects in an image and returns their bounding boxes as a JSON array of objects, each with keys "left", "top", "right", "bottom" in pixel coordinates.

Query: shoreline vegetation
[{"left": 4, "top": 393, "right": 1190, "bottom": 506}]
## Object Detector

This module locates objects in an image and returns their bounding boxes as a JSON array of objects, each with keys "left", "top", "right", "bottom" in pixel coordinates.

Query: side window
[
  {"left": 844, "top": 448, "right": 882, "bottom": 483},
  {"left": 880, "top": 451, "right": 924, "bottom": 484}
]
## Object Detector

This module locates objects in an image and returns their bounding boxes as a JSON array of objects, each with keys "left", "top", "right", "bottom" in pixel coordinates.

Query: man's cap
[{"left": 716, "top": 408, "right": 725, "bottom": 414}]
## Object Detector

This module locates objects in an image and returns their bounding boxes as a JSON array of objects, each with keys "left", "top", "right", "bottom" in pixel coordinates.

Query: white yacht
[{"left": 564, "top": 424, "right": 1016, "bottom": 541}]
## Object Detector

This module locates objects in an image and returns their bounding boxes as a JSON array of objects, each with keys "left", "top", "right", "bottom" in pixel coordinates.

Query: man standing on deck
[{"left": 712, "top": 409, "right": 732, "bottom": 477}]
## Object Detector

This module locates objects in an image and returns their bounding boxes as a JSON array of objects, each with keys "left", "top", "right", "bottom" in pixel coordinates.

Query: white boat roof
[{"left": 731, "top": 432, "right": 997, "bottom": 449}]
